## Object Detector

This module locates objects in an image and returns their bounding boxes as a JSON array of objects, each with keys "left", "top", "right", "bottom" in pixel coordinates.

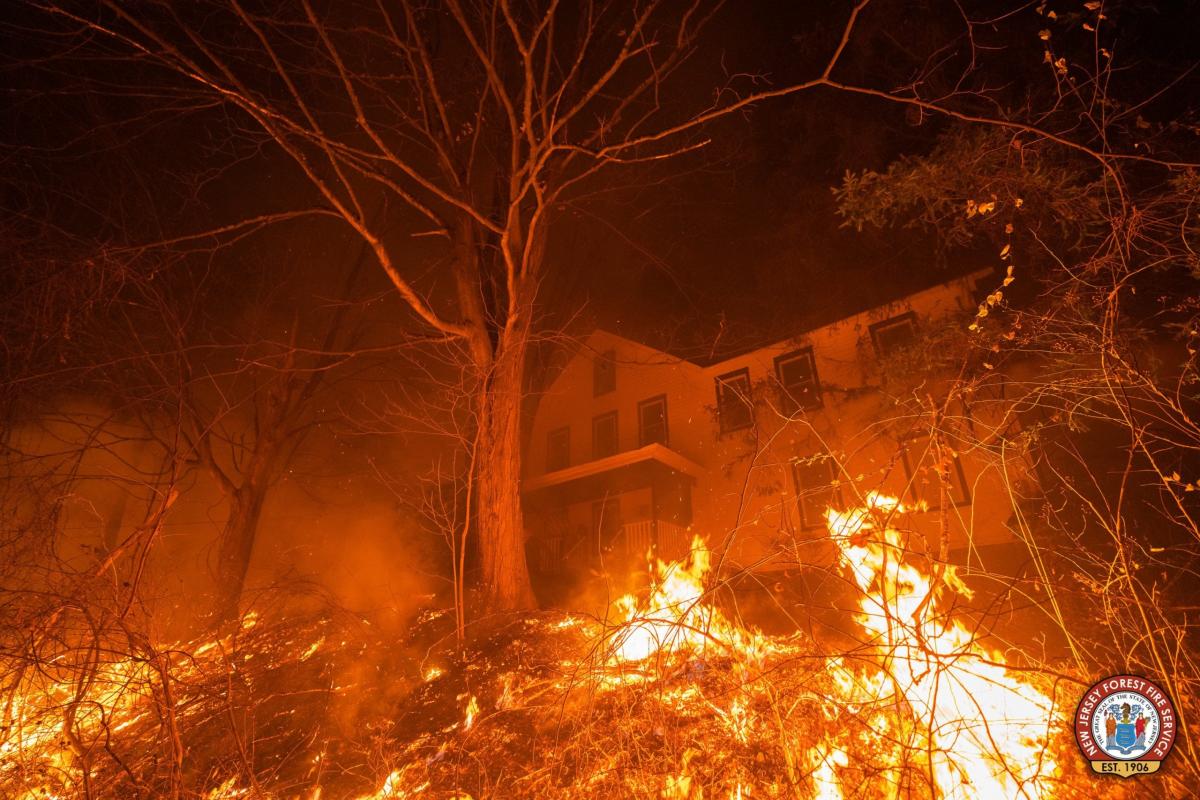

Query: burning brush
[{"left": 1, "top": 495, "right": 1080, "bottom": 799}]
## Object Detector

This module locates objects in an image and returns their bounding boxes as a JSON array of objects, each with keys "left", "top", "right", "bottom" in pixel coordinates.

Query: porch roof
[{"left": 521, "top": 443, "right": 703, "bottom": 498}]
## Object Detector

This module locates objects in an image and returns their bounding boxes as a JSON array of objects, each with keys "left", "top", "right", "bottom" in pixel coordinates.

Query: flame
[
  {"left": 606, "top": 536, "right": 773, "bottom": 671},
  {"left": 810, "top": 746, "right": 848, "bottom": 800},
  {"left": 462, "top": 694, "right": 480, "bottom": 730},
  {"left": 205, "top": 776, "right": 252, "bottom": 799},
  {"left": 597, "top": 494, "right": 1062, "bottom": 799},
  {"left": 663, "top": 747, "right": 702, "bottom": 799},
  {"left": 825, "top": 492, "right": 1059, "bottom": 799},
  {"left": 2, "top": 495, "right": 1067, "bottom": 799},
  {"left": 352, "top": 767, "right": 431, "bottom": 799}
]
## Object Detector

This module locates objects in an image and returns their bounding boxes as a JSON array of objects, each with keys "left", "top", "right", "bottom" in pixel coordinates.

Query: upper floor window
[
  {"left": 715, "top": 368, "right": 753, "bottom": 433},
  {"left": 899, "top": 434, "right": 970, "bottom": 509},
  {"left": 774, "top": 347, "right": 822, "bottom": 413},
  {"left": 792, "top": 451, "right": 841, "bottom": 530},
  {"left": 546, "top": 426, "right": 570, "bottom": 472},
  {"left": 593, "top": 349, "right": 616, "bottom": 396},
  {"left": 638, "top": 395, "right": 669, "bottom": 447},
  {"left": 870, "top": 312, "right": 918, "bottom": 358},
  {"left": 592, "top": 411, "right": 619, "bottom": 459}
]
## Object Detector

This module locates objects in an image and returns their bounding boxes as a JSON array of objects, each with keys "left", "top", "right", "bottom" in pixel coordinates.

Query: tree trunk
[
  {"left": 214, "top": 479, "right": 268, "bottom": 624},
  {"left": 474, "top": 320, "right": 537, "bottom": 612}
]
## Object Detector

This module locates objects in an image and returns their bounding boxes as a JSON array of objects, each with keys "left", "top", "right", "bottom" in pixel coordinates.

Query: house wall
[{"left": 524, "top": 270, "right": 1031, "bottom": 573}]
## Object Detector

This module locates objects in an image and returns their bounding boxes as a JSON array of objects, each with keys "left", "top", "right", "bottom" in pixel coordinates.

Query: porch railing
[
  {"left": 619, "top": 520, "right": 692, "bottom": 563},
  {"left": 622, "top": 520, "right": 654, "bottom": 560},
  {"left": 654, "top": 521, "right": 691, "bottom": 563}
]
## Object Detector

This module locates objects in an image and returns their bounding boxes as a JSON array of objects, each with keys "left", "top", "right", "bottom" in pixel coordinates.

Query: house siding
[{"left": 524, "top": 269, "right": 1028, "bottom": 573}]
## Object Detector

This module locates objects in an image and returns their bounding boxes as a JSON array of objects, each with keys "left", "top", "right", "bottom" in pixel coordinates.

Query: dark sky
[
  {"left": 4, "top": 0, "right": 1199, "bottom": 360},
  {"left": 546, "top": 0, "right": 1200, "bottom": 359},
  {"left": 535, "top": 2, "right": 985, "bottom": 355}
]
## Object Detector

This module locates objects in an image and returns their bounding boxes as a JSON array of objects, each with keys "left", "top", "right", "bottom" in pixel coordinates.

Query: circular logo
[{"left": 1074, "top": 674, "right": 1178, "bottom": 779}]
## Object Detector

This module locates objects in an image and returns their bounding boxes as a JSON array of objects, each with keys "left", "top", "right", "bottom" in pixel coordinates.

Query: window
[
  {"left": 792, "top": 452, "right": 841, "bottom": 529},
  {"left": 546, "top": 426, "right": 570, "bottom": 472},
  {"left": 774, "top": 348, "right": 822, "bottom": 413},
  {"left": 592, "top": 411, "right": 619, "bottom": 459},
  {"left": 900, "top": 435, "right": 971, "bottom": 508},
  {"left": 593, "top": 349, "right": 616, "bottom": 396},
  {"left": 715, "top": 368, "right": 754, "bottom": 433},
  {"left": 638, "top": 395, "right": 669, "bottom": 447},
  {"left": 870, "top": 312, "right": 918, "bottom": 358}
]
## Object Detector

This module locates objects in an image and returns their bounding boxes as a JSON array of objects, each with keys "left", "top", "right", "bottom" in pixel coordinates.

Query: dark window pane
[
  {"left": 792, "top": 453, "right": 840, "bottom": 529},
  {"left": 900, "top": 436, "right": 971, "bottom": 508},
  {"left": 870, "top": 313, "right": 918, "bottom": 358},
  {"left": 546, "top": 426, "right": 570, "bottom": 472},
  {"left": 594, "top": 350, "right": 616, "bottom": 396},
  {"left": 593, "top": 412, "right": 618, "bottom": 459},
  {"left": 716, "top": 369, "right": 753, "bottom": 433},
  {"left": 638, "top": 396, "right": 669, "bottom": 446},
  {"left": 775, "top": 349, "right": 822, "bottom": 412}
]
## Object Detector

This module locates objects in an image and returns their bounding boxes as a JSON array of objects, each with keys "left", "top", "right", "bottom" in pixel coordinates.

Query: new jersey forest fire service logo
[{"left": 1074, "top": 674, "right": 1177, "bottom": 778}]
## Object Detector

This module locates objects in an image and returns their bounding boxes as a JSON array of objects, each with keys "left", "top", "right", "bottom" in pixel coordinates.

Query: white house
[{"left": 522, "top": 268, "right": 1032, "bottom": 579}]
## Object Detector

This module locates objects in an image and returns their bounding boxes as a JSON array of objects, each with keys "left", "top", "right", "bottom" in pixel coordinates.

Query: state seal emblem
[{"left": 1074, "top": 674, "right": 1177, "bottom": 778}]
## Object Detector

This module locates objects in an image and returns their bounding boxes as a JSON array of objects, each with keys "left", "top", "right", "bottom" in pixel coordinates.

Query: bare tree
[
  {"left": 104, "top": 246, "right": 376, "bottom": 623},
  {"left": 19, "top": 0, "right": 746, "bottom": 611}
]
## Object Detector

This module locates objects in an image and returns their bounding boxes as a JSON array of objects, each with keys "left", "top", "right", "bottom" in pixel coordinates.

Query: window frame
[
  {"left": 637, "top": 394, "right": 669, "bottom": 447},
  {"left": 545, "top": 426, "right": 570, "bottom": 472},
  {"left": 593, "top": 349, "right": 617, "bottom": 397},
  {"left": 791, "top": 452, "right": 842, "bottom": 530},
  {"left": 869, "top": 311, "right": 919, "bottom": 358},
  {"left": 592, "top": 410, "right": 619, "bottom": 459},
  {"left": 899, "top": 434, "right": 971, "bottom": 510},
  {"left": 715, "top": 367, "right": 754, "bottom": 434},
  {"left": 773, "top": 347, "right": 823, "bottom": 413}
]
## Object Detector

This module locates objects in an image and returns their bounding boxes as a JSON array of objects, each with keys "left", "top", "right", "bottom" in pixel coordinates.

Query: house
[{"left": 522, "top": 268, "right": 1035, "bottom": 580}]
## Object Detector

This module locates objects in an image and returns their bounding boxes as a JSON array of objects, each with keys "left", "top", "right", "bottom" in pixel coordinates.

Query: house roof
[{"left": 598, "top": 266, "right": 994, "bottom": 368}]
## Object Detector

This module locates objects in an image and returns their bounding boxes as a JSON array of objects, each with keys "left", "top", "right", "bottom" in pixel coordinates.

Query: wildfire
[
  {"left": 824, "top": 492, "right": 1060, "bottom": 799},
  {"left": 606, "top": 536, "right": 777, "bottom": 672},
  {"left": 1, "top": 495, "right": 1071, "bottom": 799},
  {"left": 595, "top": 493, "right": 1063, "bottom": 799}
]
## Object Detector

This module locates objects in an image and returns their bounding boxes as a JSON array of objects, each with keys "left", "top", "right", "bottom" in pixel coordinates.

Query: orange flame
[
  {"left": 826, "top": 492, "right": 1059, "bottom": 798},
  {"left": 600, "top": 494, "right": 1062, "bottom": 798},
  {"left": 606, "top": 536, "right": 774, "bottom": 672}
]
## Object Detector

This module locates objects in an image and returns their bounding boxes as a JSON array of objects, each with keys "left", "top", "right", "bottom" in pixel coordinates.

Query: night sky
[{"left": 5, "top": 1, "right": 1198, "bottom": 356}]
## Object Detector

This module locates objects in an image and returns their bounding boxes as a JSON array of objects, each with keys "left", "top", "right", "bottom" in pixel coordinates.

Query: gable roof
[
  {"left": 590, "top": 267, "right": 992, "bottom": 370},
  {"left": 611, "top": 266, "right": 994, "bottom": 367}
]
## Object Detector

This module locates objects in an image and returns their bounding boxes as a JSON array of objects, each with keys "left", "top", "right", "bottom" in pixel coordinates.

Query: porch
[
  {"left": 522, "top": 442, "right": 701, "bottom": 576},
  {"left": 527, "top": 518, "right": 692, "bottom": 573}
]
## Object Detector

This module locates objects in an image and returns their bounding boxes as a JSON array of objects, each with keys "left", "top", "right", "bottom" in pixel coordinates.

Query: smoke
[{"left": 0, "top": 397, "right": 442, "bottom": 644}]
